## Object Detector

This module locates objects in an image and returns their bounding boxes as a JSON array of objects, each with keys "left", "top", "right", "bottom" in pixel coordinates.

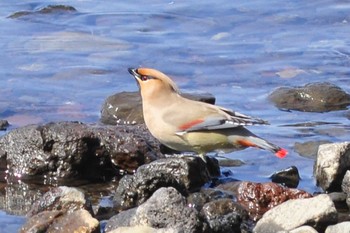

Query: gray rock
[
  {"left": 113, "top": 157, "right": 215, "bottom": 211},
  {"left": 325, "top": 221, "right": 350, "bottom": 233},
  {"left": 27, "top": 186, "right": 90, "bottom": 217},
  {"left": 314, "top": 142, "right": 350, "bottom": 192},
  {"left": 268, "top": 82, "right": 350, "bottom": 112},
  {"left": 19, "top": 210, "right": 63, "bottom": 233},
  {"left": 289, "top": 225, "right": 318, "bottom": 233},
  {"left": 100, "top": 91, "right": 216, "bottom": 125},
  {"left": 200, "top": 198, "right": 248, "bottom": 233},
  {"left": 187, "top": 188, "right": 235, "bottom": 211},
  {"left": 0, "top": 121, "right": 162, "bottom": 180},
  {"left": 253, "top": 194, "right": 337, "bottom": 233},
  {"left": 106, "top": 187, "right": 203, "bottom": 233},
  {"left": 270, "top": 166, "right": 300, "bottom": 188},
  {"left": 341, "top": 170, "right": 350, "bottom": 209},
  {"left": 108, "top": 225, "right": 178, "bottom": 233},
  {"left": 8, "top": 5, "right": 77, "bottom": 19},
  {"left": 0, "top": 119, "right": 9, "bottom": 130}
]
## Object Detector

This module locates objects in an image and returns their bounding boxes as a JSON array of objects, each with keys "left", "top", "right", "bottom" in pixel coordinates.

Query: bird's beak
[{"left": 128, "top": 68, "right": 141, "bottom": 80}]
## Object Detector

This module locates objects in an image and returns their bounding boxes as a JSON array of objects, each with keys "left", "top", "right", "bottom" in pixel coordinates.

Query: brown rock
[{"left": 20, "top": 210, "right": 63, "bottom": 233}]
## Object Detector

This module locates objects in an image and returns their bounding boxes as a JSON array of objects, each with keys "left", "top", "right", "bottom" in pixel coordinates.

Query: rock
[
  {"left": 270, "top": 166, "right": 300, "bottom": 188},
  {"left": 314, "top": 142, "right": 350, "bottom": 192},
  {"left": 268, "top": 82, "right": 350, "bottom": 112},
  {"left": 27, "top": 186, "right": 91, "bottom": 217},
  {"left": 113, "top": 157, "right": 215, "bottom": 211},
  {"left": 46, "top": 209, "right": 99, "bottom": 233},
  {"left": 106, "top": 187, "right": 203, "bottom": 233},
  {"left": 0, "top": 122, "right": 162, "bottom": 180},
  {"left": 325, "top": 221, "right": 350, "bottom": 233},
  {"left": 341, "top": 170, "right": 350, "bottom": 209},
  {"left": 200, "top": 198, "right": 248, "bottom": 233},
  {"left": 289, "top": 225, "right": 318, "bottom": 233},
  {"left": 187, "top": 188, "right": 235, "bottom": 211},
  {"left": 100, "top": 91, "right": 216, "bottom": 125},
  {"left": 217, "top": 181, "right": 312, "bottom": 220},
  {"left": 108, "top": 225, "right": 177, "bottom": 233},
  {"left": 20, "top": 210, "right": 63, "bottom": 233},
  {"left": 253, "top": 194, "right": 337, "bottom": 233},
  {"left": 294, "top": 140, "right": 331, "bottom": 158},
  {"left": 8, "top": 5, "right": 77, "bottom": 19},
  {"left": 0, "top": 119, "right": 9, "bottom": 130}
]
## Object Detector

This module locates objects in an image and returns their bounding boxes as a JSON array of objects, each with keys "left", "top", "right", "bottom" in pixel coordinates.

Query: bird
[{"left": 128, "top": 67, "right": 287, "bottom": 162}]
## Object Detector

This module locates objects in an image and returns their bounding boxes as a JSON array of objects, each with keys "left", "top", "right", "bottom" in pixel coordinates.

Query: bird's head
[{"left": 128, "top": 68, "right": 179, "bottom": 100}]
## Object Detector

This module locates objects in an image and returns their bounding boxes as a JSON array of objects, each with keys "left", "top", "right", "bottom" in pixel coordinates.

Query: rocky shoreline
[{"left": 0, "top": 83, "right": 349, "bottom": 232}]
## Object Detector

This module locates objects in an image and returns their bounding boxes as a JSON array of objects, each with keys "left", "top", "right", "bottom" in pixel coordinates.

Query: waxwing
[{"left": 128, "top": 67, "right": 287, "bottom": 161}]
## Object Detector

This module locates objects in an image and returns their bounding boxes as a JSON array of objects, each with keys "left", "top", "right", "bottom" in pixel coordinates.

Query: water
[{"left": 1, "top": 0, "right": 350, "bottom": 231}]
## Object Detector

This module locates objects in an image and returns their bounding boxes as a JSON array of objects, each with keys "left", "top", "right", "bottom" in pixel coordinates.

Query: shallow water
[{"left": 1, "top": 0, "right": 350, "bottom": 231}]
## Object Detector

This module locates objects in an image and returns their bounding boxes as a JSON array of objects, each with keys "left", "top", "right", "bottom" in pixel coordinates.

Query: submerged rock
[
  {"left": 0, "top": 121, "right": 162, "bottom": 181},
  {"left": 294, "top": 140, "right": 331, "bottom": 159},
  {"left": 8, "top": 5, "right": 77, "bottom": 19},
  {"left": 314, "top": 142, "right": 350, "bottom": 192},
  {"left": 101, "top": 91, "right": 216, "bottom": 125},
  {"left": 217, "top": 181, "right": 312, "bottom": 220},
  {"left": 27, "top": 186, "right": 91, "bottom": 217},
  {"left": 113, "top": 157, "right": 217, "bottom": 211},
  {"left": 268, "top": 82, "right": 350, "bottom": 112},
  {"left": 106, "top": 187, "right": 203, "bottom": 233},
  {"left": 270, "top": 166, "right": 300, "bottom": 188},
  {"left": 253, "top": 194, "right": 337, "bottom": 233}
]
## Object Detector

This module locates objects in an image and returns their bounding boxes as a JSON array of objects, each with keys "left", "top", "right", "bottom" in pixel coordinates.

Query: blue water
[{"left": 1, "top": 1, "right": 350, "bottom": 231}]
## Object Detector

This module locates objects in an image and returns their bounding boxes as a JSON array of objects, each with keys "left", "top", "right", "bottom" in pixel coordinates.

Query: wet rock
[
  {"left": 200, "top": 198, "right": 248, "bottom": 233},
  {"left": 113, "top": 157, "right": 215, "bottom": 211},
  {"left": 20, "top": 210, "right": 63, "bottom": 233},
  {"left": 0, "top": 122, "right": 162, "bottom": 180},
  {"left": 187, "top": 188, "right": 235, "bottom": 211},
  {"left": 268, "top": 82, "right": 350, "bottom": 112},
  {"left": 27, "top": 186, "right": 90, "bottom": 217},
  {"left": 253, "top": 194, "right": 337, "bottom": 233},
  {"left": 270, "top": 166, "right": 300, "bottom": 188},
  {"left": 217, "top": 181, "right": 312, "bottom": 220},
  {"left": 294, "top": 140, "right": 331, "bottom": 158},
  {"left": 100, "top": 91, "right": 216, "bottom": 125},
  {"left": 106, "top": 187, "right": 203, "bottom": 233},
  {"left": 325, "top": 221, "right": 350, "bottom": 233},
  {"left": 314, "top": 142, "right": 350, "bottom": 192},
  {"left": 0, "top": 119, "right": 9, "bottom": 130},
  {"left": 8, "top": 5, "right": 77, "bottom": 19},
  {"left": 46, "top": 209, "right": 99, "bottom": 233}
]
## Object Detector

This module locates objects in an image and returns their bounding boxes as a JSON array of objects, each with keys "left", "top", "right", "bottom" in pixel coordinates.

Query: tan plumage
[{"left": 128, "top": 67, "right": 287, "bottom": 161}]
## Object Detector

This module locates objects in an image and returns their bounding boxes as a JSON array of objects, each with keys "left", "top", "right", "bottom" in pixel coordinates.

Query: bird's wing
[{"left": 175, "top": 105, "right": 269, "bottom": 134}]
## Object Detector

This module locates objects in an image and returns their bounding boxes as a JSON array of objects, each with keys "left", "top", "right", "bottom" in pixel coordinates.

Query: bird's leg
[{"left": 198, "top": 153, "right": 207, "bottom": 163}]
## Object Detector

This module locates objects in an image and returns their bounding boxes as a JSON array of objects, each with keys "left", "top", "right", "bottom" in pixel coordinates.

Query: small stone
[
  {"left": 0, "top": 120, "right": 9, "bottom": 130},
  {"left": 289, "top": 225, "right": 318, "bottom": 233},
  {"left": 314, "top": 142, "right": 350, "bottom": 192},
  {"left": 253, "top": 194, "right": 337, "bottom": 233},
  {"left": 294, "top": 140, "right": 331, "bottom": 158},
  {"left": 270, "top": 166, "right": 300, "bottom": 188}
]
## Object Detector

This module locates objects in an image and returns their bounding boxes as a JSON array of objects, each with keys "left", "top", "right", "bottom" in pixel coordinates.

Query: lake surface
[{"left": 1, "top": 0, "right": 350, "bottom": 231}]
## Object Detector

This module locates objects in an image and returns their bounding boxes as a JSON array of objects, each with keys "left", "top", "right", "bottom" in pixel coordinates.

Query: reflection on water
[{"left": 0, "top": 0, "right": 350, "bottom": 230}]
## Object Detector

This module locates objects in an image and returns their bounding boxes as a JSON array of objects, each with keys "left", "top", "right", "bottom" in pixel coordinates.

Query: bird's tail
[{"left": 234, "top": 135, "right": 288, "bottom": 158}]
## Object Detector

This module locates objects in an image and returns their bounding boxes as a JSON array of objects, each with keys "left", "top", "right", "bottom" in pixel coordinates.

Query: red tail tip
[{"left": 275, "top": 148, "right": 288, "bottom": 158}]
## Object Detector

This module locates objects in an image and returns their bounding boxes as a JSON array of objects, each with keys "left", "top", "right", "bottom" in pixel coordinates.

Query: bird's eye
[{"left": 141, "top": 75, "right": 148, "bottom": 81}]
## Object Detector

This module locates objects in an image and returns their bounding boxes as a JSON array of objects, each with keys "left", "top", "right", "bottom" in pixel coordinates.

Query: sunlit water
[{"left": 1, "top": 0, "right": 350, "bottom": 231}]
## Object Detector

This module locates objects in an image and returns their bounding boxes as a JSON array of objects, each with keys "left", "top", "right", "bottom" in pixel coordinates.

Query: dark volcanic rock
[
  {"left": 314, "top": 142, "right": 350, "bottom": 192},
  {"left": 100, "top": 91, "right": 216, "bottom": 125},
  {"left": 200, "top": 198, "right": 248, "bottom": 233},
  {"left": 106, "top": 187, "right": 203, "bottom": 233},
  {"left": 187, "top": 188, "right": 235, "bottom": 211},
  {"left": 27, "top": 186, "right": 91, "bottom": 217},
  {"left": 268, "top": 82, "right": 350, "bottom": 112},
  {"left": 270, "top": 166, "right": 300, "bottom": 188},
  {"left": 113, "top": 157, "right": 216, "bottom": 211},
  {"left": 217, "top": 181, "right": 312, "bottom": 220},
  {"left": 0, "top": 119, "right": 9, "bottom": 130},
  {"left": 0, "top": 121, "right": 162, "bottom": 181}
]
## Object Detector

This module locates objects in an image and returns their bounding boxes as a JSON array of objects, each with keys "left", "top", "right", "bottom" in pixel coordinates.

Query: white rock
[{"left": 325, "top": 221, "right": 350, "bottom": 233}]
